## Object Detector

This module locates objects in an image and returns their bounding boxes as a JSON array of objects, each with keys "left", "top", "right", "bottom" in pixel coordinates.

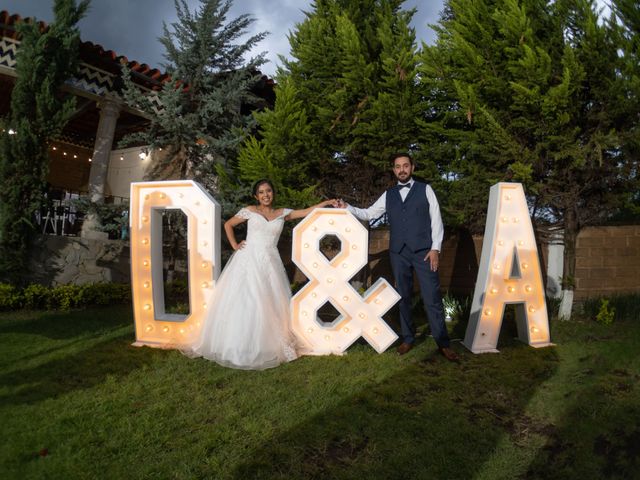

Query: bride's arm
[
  {"left": 285, "top": 199, "right": 337, "bottom": 221},
  {"left": 225, "top": 214, "right": 249, "bottom": 250}
]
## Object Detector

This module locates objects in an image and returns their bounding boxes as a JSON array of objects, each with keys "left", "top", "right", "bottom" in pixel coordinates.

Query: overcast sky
[{"left": 2, "top": 0, "right": 445, "bottom": 76}]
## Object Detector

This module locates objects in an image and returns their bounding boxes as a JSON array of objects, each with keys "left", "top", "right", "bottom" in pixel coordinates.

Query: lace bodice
[{"left": 235, "top": 208, "right": 292, "bottom": 248}]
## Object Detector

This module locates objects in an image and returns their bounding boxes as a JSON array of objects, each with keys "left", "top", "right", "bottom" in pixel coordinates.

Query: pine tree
[
  {"left": 419, "top": 0, "right": 639, "bottom": 317},
  {"left": 0, "top": 0, "right": 89, "bottom": 284},
  {"left": 237, "top": 0, "right": 422, "bottom": 207},
  {"left": 120, "top": 0, "right": 267, "bottom": 191}
]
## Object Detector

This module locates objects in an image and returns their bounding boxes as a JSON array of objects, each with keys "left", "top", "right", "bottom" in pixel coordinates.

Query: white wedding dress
[{"left": 189, "top": 207, "right": 299, "bottom": 370}]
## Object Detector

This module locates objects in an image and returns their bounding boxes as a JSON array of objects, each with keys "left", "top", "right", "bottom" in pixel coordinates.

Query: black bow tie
[{"left": 398, "top": 183, "right": 411, "bottom": 189}]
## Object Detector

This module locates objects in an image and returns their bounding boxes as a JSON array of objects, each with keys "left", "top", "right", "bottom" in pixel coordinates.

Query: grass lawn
[{"left": 1, "top": 305, "right": 639, "bottom": 479}]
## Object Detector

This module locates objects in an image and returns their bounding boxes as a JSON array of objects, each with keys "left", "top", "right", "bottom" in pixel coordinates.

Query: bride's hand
[{"left": 234, "top": 240, "right": 246, "bottom": 250}]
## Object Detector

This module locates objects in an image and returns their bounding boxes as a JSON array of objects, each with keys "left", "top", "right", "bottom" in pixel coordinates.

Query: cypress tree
[
  {"left": 0, "top": 0, "right": 89, "bottom": 283},
  {"left": 237, "top": 0, "right": 422, "bottom": 206},
  {"left": 419, "top": 0, "right": 638, "bottom": 317}
]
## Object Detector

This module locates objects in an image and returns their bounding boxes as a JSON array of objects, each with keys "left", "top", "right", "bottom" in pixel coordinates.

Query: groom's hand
[{"left": 424, "top": 250, "right": 439, "bottom": 272}]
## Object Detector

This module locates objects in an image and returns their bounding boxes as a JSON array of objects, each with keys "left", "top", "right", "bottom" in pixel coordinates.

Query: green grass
[{"left": 1, "top": 306, "right": 639, "bottom": 479}]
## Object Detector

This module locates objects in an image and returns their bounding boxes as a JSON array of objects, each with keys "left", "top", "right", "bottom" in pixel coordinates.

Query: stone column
[
  {"left": 81, "top": 98, "right": 122, "bottom": 239},
  {"left": 88, "top": 98, "right": 122, "bottom": 202}
]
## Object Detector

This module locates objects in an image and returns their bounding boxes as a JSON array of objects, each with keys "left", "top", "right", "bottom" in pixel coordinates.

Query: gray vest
[{"left": 385, "top": 181, "right": 433, "bottom": 253}]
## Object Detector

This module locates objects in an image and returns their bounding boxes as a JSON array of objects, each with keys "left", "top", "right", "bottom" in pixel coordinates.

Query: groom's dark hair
[
  {"left": 252, "top": 178, "right": 275, "bottom": 196},
  {"left": 390, "top": 152, "right": 414, "bottom": 166}
]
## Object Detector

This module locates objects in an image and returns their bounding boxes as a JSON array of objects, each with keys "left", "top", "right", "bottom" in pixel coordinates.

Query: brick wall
[
  {"left": 283, "top": 225, "right": 639, "bottom": 300},
  {"left": 574, "top": 225, "right": 640, "bottom": 300}
]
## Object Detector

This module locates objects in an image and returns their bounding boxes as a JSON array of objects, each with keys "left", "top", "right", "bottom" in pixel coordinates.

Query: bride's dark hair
[{"left": 252, "top": 179, "right": 275, "bottom": 196}]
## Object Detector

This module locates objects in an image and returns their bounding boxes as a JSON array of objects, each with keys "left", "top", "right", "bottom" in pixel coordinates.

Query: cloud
[{"left": 3, "top": 0, "right": 445, "bottom": 75}]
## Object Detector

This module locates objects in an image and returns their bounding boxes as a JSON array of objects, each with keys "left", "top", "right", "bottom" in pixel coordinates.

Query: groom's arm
[
  {"left": 425, "top": 185, "right": 444, "bottom": 252},
  {"left": 345, "top": 192, "right": 387, "bottom": 221}
]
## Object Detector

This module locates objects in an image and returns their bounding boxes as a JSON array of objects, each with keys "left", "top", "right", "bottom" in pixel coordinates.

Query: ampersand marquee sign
[
  {"left": 290, "top": 208, "right": 400, "bottom": 354},
  {"left": 463, "top": 182, "right": 552, "bottom": 353}
]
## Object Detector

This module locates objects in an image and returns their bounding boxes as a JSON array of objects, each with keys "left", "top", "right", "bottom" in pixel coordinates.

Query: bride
[{"left": 189, "top": 179, "right": 336, "bottom": 370}]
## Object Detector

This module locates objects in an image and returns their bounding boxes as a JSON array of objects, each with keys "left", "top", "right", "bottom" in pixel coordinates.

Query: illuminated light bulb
[
  {"left": 163, "top": 326, "right": 170, "bottom": 333},
  {"left": 528, "top": 306, "right": 536, "bottom": 313},
  {"left": 343, "top": 296, "right": 349, "bottom": 302},
  {"left": 507, "top": 286, "right": 515, "bottom": 293},
  {"left": 63, "top": 152, "right": 68, "bottom": 156},
  {"left": 518, "top": 240, "right": 524, "bottom": 246},
  {"left": 143, "top": 260, "right": 149, "bottom": 267},
  {"left": 490, "top": 288, "right": 498, "bottom": 294},
  {"left": 73, "top": 154, "right": 77, "bottom": 159},
  {"left": 202, "top": 303, "right": 207, "bottom": 309},
  {"left": 144, "top": 304, "right": 151, "bottom": 310},
  {"left": 179, "top": 328, "right": 185, "bottom": 334},
  {"left": 143, "top": 281, "right": 150, "bottom": 288},
  {"left": 343, "top": 327, "right": 350, "bottom": 333},
  {"left": 52, "top": 146, "right": 57, "bottom": 150},
  {"left": 304, "top": 243, "right": 309, "bottom": 248},
  {"left": 525, "top": 285, "right": 532, "bottom": 292},
  {"left": 345, "top": 227, "right": 351, "bottom": 233},
  {"left": 144, "top": 194, "right": 150, "bottom": 200},
  {"left": 119, "top": 155, "right": 123, "bottom": 160},
  {"left": 484, "top": 308, "right": 491, "bottom": 316},
  {"left": 505, "top": 194, "right": 511, "bottom": 201},
  {"left": 342, "top": 263, "right": 348, "bottom": 268},
  {"left": 196, "top": 322, "right": 201, "bottom": 327},
  {"left": 88, "top": 158, "right": 92, "bottom": 162},
  {"left": 311, "top": 292, "right": 317, "bottom": 298},
  {"left": 358, "top": 313, "right": 366, "bottom": 319},
  {"left": 501, "top": 216, "right": 509, "bottom": 223},
  {"left": 375, "top": 299, "right": 381, "bottom": 304},
  {"left": 307, "top": 327, "right": 314, "bottom": 333},
  {"left": 351, "top": 245, "right": 357, "bottom": 250},
  {"left": 530, "top": 326, "right": 539, "bottom": 333},
  {"left": 498, "top": 240, "right": 504, "bottom": 246},
  {"left": 522, "top": 262, "right": 529, "bottom": 269},
  {"left": 328, "top": 219, "right": 335, "bottom": 225},
  {"left": 159, "top": 193, "right": 166, "bottom": 199},
  {"left": 201, "top": 261, "right": 208, "bottom": 268},
  {"left": 142, "top": 238, "right": 149, "bottom": 245},
  {"left": 142, "top": 215, "right": 149, "bottom": 223},
  {"left": 201, "top": 282, "right": 208, "bottom": 288},
  {"left": 313, "top": 262, "right": 318, "bottom": 268},
  {"left": 327, "top": 277, "right": 334, "bottom": 283},
  {"left": 302, "top": 311, "right": 308, "bottom": 316},
  {"left": 372, "top": 327, "right": 379, "bottom": 334},
  {"left": 311, "top": 226, "right": 317, "bottom": 232},
  {"left": 494, "top": 263, "right": 500, "bottom": 270},
  {"left": 145, "top": 325, "right": 153, "bottom": 332},
  {"left": 324, "top": 335, "right": 331, "bottom": 341},
  {"left": 513, "top": 217, "right": 519, "bottom": 223}
]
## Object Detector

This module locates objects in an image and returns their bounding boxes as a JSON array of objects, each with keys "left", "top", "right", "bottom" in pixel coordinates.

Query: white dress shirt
[{"left": 346, "top": 179, "right": 444, "bottom": 252}]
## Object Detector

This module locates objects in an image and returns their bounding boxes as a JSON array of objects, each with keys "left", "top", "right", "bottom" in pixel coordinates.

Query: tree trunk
[{"left": 559, "top": 205, "right": 579, "bottom": 320}]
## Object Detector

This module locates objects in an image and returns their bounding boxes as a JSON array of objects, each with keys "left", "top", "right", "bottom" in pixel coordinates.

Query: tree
[
  {"left": 418, "top": 0, "right": 639, "bottom": 317},
  {"left": 0, "top": 0, "right": 89, "bottom": 284},
  {"left": 237, "top": 0, "right": 422, "bottom": 207},
  {"left": 120, "top": 0, "right": 267, "bottom": 192}
]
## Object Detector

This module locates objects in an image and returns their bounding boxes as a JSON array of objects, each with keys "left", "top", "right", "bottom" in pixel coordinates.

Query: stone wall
[
  {"left": 574, "top": 225, "right": 640, "bottom": 300},
  {"left": 29, "top": 235, "right": 130, "bottom": 286}
]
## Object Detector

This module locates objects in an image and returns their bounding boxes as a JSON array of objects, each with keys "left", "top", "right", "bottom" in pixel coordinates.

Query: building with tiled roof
[{"left": 0, "top": 10, "right": 274, "bottom": 236}]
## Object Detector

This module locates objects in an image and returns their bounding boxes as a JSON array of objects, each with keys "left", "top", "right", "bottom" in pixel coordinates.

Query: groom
[{"left": 338, "top": 153, "right": 459, "bottom": 361}]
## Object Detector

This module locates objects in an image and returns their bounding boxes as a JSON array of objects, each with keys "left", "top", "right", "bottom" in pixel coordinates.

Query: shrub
[
  {"left": 595, "top": 299, "right": 615, "bottom": 326},
  {"left": 0, "top": 283, "right": 21, "bottom": 310},
  {"left": 22, "top": 283, "right": 51, "bottom": 310}
]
